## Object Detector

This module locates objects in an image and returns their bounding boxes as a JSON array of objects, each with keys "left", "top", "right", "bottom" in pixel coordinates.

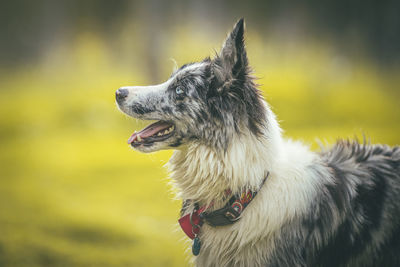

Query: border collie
[{"left": 115, "top": 19, "right": 400, "bottom": 267}]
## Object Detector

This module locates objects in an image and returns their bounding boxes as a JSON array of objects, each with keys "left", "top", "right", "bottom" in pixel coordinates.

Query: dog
[{"left": 115, "top": 19, "right": 400, "bottom": 267}]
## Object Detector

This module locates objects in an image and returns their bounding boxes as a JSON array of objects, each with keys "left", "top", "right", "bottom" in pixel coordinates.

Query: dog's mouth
[{"left": 127, "top": 120, "right": 175, "bottom": 147}]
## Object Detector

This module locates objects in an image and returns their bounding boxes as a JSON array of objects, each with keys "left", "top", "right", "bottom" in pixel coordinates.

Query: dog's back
[{"left": 311, "top": 141, "right": 400, "bottom": 266}]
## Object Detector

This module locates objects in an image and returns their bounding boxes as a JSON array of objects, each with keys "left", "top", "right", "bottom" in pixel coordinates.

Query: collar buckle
[{"left": 225, "top": 210, "right": 240, "bottom": 222}]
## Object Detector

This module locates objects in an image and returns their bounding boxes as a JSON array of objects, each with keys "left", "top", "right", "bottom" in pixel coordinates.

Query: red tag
[{"left": 178, "top": 208, "right": 204, "bottom": 239}]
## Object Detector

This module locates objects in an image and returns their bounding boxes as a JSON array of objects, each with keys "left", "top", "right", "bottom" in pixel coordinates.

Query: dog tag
[{"left": 192, "top": 236, "right": 201, "bottom": 256}]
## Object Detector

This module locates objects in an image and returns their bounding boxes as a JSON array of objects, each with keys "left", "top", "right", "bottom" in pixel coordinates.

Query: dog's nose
[{"left": 116, "top": 88, "right": 129, "bottom": 102}]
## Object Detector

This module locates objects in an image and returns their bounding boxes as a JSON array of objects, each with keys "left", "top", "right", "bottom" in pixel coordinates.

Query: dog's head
[{"left": 116, "top": 19, "right": 266, "bottom": 153}]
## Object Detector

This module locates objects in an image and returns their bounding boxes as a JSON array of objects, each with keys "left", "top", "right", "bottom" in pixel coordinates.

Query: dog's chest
[{"left": 194, "top": 223, "right": 276, "bottom": 267}]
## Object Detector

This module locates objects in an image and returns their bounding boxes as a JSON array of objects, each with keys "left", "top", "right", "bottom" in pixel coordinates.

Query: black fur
[{"left": 131, "top": 104, "right": 153, "bottom": 115}]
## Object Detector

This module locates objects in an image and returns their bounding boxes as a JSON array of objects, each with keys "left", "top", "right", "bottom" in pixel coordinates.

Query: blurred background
[{"left": 0, "top": 0, "right": 399, "bottom": 266}]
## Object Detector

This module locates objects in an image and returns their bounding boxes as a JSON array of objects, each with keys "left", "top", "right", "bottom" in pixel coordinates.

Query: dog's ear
[
  {"left": 211, "top": 18, "right": 249, "bottom": 93},
  {"left": 220, "top": 18, "right": 247, "bottom": 72}
]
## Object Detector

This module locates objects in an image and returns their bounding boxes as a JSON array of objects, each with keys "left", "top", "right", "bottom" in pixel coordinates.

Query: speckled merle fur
[
  {"left": 116, "top": 19, "right": 400, "bottom": 267},
  {"left": 118, "top": 19, "right": 265, "bottom": 151},
  {"left": 266, "top": 140, "right": 400, "bottom": 267}
]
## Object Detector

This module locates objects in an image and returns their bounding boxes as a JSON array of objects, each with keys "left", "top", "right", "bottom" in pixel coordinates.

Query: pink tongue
[{"left": 127, "top": 121, "right": 172, "bottom": 144}]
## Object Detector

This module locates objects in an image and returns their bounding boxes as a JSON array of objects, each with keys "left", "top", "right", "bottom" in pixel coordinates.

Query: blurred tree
[{"left": 0, "top": 0, "right": 399, "bottom": 70}]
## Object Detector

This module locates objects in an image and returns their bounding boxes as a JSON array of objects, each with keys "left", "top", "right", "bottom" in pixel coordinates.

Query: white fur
[
  {"left": 119, "top": 79, "right": 172, "bottom": 112},
  {"left": 167, "top": 101, "right": 332, "bottom": 266}
]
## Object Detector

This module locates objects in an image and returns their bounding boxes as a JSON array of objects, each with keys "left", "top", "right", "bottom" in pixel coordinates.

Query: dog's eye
[{"left": 175, "top": 86, "right": 185, "bottom": 95}]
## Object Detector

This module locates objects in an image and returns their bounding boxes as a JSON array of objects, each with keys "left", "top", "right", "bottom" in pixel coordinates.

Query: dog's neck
[{"left": 168, "top": 103, "right": 283, "bottom": 209}]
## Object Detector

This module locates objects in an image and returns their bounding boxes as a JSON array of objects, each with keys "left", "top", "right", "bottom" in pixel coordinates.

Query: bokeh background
[{"left": 0, "top": 0, "right": 399, "bottom": 266}]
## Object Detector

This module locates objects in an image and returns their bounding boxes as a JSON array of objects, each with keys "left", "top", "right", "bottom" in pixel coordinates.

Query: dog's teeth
[
  {"left": 164, "top": 130, "right": 169, "bottom": 134},
  {"left": 137, "top": 135, "right": 142, "bottom": 141},
  {"left": 158, "top": 132, "right": 162, "bottom": 136}
]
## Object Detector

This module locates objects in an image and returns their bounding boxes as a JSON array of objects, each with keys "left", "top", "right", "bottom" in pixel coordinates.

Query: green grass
[{"left": 0, "top": 29, "right": 399, "bottom": 266}]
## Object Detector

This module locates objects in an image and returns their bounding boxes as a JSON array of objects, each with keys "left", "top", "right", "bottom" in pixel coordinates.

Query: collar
[{"left": 178, "top": 172, "right": 269, "bottom": 254}]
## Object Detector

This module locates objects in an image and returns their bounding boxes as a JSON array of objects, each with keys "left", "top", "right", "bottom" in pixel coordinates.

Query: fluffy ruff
[
  {"left": 173, "top": 135, "right": 400, "bottom": 267},
  {"left": 116, "top": 19, "right": 400, "bottom": 266}
]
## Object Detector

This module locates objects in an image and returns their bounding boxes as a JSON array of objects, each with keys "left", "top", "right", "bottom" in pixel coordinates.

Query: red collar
[{"left": 178, "top": 172, "right": 269, "bottom": 240}]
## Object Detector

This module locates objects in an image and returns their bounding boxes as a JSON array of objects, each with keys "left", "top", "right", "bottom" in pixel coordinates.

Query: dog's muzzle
[{"left": 115, "top": 88, "right": 129, "bottom": 103}]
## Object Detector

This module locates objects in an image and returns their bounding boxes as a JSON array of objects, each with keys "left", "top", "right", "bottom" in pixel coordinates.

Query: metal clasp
[
  {"left": 190, "top": 209, "right": 201, "bottom": 236},
  {"left": 225, "top": 210, "right": 240, "bottom": 222}
]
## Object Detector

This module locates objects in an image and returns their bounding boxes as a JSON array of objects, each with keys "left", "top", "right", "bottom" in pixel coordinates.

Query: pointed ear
[{"left": 218, "top": 18, "right": 248, "bottom": 77}]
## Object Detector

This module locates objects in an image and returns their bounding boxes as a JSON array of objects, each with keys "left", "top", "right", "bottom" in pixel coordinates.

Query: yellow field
[{"left": 0, "top": 30, "right": 399, "bottom": 266}]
